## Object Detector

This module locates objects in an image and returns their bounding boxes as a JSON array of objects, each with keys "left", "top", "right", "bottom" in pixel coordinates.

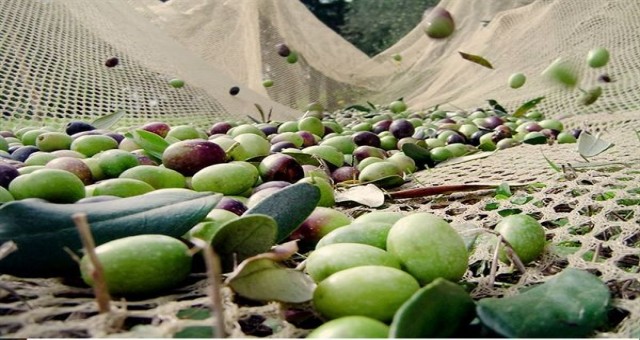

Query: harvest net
[{"left": 1, "top": 0, "right": 639, "bottom": 338}]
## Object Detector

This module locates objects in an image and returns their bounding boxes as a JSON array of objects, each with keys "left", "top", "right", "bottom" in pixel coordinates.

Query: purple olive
[
  {"left": 353, "top": 145, "right": 387, "bottom": 163},
  {"left": 352, "top": 131, "right": 381, "bottom": 148},
  {"left": 523, "top": 122, "right": 543, "bottom": 132},
  {"left": 105, "top": 133, "right": 125, "bottom": 145},
  {"left": 469, "top": 130, "right": 491, "bottom": 146},
  {"left": 229, "top": 86, "right": 240, "bottom": 95},
  {"left": 141, "top": 122, "right": 171, "bottom": 138},
  {"left": 209, "top": 122, "right": 234, "bottom": 135},
  {"left": 0, "top": 163, "right": 20, "bottom": 188},
  {"left": 270, "top": 141, "right": 297, "bottom": 153},
  {"left": 258, "top": 153, "right": 304, "bottom": 183},
  {"left": 446, "top": 133, "right": 466, "bottom": 145},
  {"left": 252, "top": 180, "right": 291, "bottom": 195},
  {"left": 104, "top": 57, "right": 119, "bottom": 68},
  {"left": 331, "top": 166, "right": 359, "bottom": 183},
  {"left": 570, "top": 129, "right": 583, "bottom": 139},
  {"left": 436, "top": 118, "right": 456, "bottom": 125},
  {"left": 482, "top": 116, "right": 504, "bottom": 130},
  {"left": 162, "top": 140, "right": 227, "bottom": 176},
  {"left": 65, "top": 121, "right": 96, "bottom": 135},
  {"left": 131, "top": 150, "right": 159, "bottom": 166},
  {"left": 389, "top": 119, "right": 415, "bottom": 139},
  {"left": 372, "top": 120, "right": 392, "bottom": 134},
  {"left": 11, "top": 146, "right": 40, "bottom": 162},
  {"left": 276, "top": 43, "right": 291, "bottom": 57},
  {"left": 297, "top": 131, "right": 317, "bottom": 147},
  {"left": 260, "top": 124, "right": 279, "bottom": 137},
  {"left": 216, "top": 197, "right": 248, "bottom": 216}
]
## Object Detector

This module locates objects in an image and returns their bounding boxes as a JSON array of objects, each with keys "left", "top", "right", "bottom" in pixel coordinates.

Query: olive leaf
[
  {"left": 487, "top": 99, "right": 507, "bottom": 115},
  {"left": 0, "top": 189, "right": 221, "bottom": 277},
  {"left": 173, "top": 326, "right": 214, "bottom": 338},
  {"left": 512, "top": 96, "right": 545, "bottom": 117},
  {"left": 344, "top": 104, "right": 371, "bottom": 112},
  {"left": 577, "top": 132, "right": 614, "bottom": 160},
  {"left": 367, "top": 174, "right": 405, "bottom": 189},
  {"left": 124, "top": 129, "right": 170, "bottom": 161},
  {"left": 211, "top": 214, "right": 278, "bottom": 272},
  {"left": 476, "top": 268, "right": 610, "bottom": 338},
  {"left": 494, "top": 182, "right": 512, "bottom": 199},
  {"left": 225, "top": 241, "right": 315, "bottom": 303},
  {"left": 390, "top": 278, "right": 476, "bottom": 338},
  {"left": 401, "top": 143, "right": 431, "bottom": 168},
  {"left": 244, "top": 182, "right": 320, "bottom": 243},
  {"left": 459, "top": 52, "right": 494, "bottom": 69},
  {"left": 334, "top": 184, "right": 385, "bottom": 207},
  {"left": 281, "top": 150, "right": 321, "bottom": 166},
  {"left": 91, "top": 109, "right": 126, "bottom": 130}
]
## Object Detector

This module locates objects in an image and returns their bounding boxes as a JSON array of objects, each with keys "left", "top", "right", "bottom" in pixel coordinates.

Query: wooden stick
[
  {"left": 488, "top": 235, "right": 502, "bottom": 287},
  {"left": 72, "top": 213, "right": 111, "bottom": 314},
  {"left": 386, "top": 183, "right": 526, "bottom": 199},
  {"left": 192, "top": 240, "right": 226, "bottom": 338}
]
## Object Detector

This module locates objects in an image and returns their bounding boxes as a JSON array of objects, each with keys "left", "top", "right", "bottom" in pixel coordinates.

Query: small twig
[
  {"left": 73, "top": 213, "right": 111, "bottom": 314},
  {"left": 488, "top": 235, "right": 502, "bottom": 287},
  {"left": 387, "top": 183, "right": 531, "bottom": 199},
  {"left": 592, "top": 243, "right": 601, "bottom": 263},
  {"left": 191, "top": 239, "right": 226, "bottom": 338},
  {"left": 504, "top": 243, "right": 527, "bottom": 273}
]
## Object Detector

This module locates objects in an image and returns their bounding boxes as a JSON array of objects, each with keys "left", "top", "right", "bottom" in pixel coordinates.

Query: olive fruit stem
[
  {"left": 191, "top": 239, "right": 226, "bottom": 338},
  {"left": 73, "top": 213, "right": 111, "bottom": 314}
]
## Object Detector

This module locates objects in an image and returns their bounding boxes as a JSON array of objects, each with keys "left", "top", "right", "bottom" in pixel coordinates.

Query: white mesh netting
[{"left": 0, "top": 0, "right": 639, "bottom": 338}]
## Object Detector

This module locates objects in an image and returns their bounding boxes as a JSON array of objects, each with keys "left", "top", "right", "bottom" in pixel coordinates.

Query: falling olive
[{"left": 105, "top": 57, "right": 119, "bottom": 68}]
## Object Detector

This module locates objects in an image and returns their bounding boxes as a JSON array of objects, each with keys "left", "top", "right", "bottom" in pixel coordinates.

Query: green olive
[{"left": 80, "top": 234, "right": 192, "bottom": 296}]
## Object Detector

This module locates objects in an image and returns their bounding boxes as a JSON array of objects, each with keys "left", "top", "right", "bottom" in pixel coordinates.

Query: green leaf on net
[
  {"left": 541, "top": 152, "right": 561, "bottom": 172},
  {"left": 173, "top": 326, "right": 214, "bottom": 338},
  {"left": 344, "top": 104, "right": 371, "bottom": 112},
  {"left": 91, "top": 109, "right": 126, "bottom": 130},
  {"left": 476, "top": 268, "right": 610, "bottom": 338},
  {"left": 176, "top": 308, "right": 211, "bottom": 320},
  {"left": 513, "top": 96, "right": 545, "bottom": 117},
  {"left": 577, "top": 132, "right": 614, "bottom": 159},
  {"left": 459, "top": 51, "right": 494, "bottom": 69},
  {"left": 390, "top": 278, "right": 475, "bottom": 338},
  {"left": 494, "top": 182, "right": 512, "bottom": 198}
]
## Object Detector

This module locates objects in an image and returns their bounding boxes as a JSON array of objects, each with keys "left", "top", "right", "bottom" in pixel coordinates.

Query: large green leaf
[
  {"left": 476, "top": 268, "right": 610, "bottom": 338},
  {"left": 244, "top": 182, "right": 320, "bottom": 243},
  {"left": 211, "top": 214, "right": 277, "bottom": 272},
  {"left": 390, "top": 278, "right": 475, "bottom": 338},
  {"left": 0, "top": 189, "right": 221, "bottom": 277}
]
